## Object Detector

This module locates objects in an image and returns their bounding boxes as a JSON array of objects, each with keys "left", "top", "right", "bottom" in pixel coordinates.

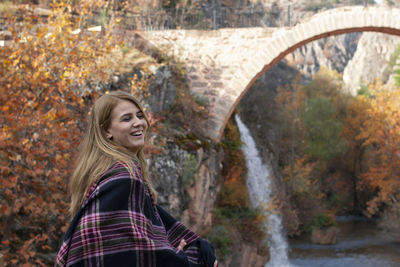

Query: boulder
[{"left": 310, "top": 227, "right": 338, "bottom": 245}]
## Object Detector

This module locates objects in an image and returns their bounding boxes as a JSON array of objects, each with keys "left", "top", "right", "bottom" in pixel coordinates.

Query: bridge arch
[{"left": 140, "top": 6, "right": 400, "bottom": 141}]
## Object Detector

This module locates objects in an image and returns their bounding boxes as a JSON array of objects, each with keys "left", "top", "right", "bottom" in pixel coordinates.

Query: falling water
[{"left": 235, "top": 114, "right": 291, "bottom": 267}]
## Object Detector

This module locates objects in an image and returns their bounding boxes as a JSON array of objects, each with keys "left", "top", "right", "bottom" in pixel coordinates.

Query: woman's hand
[{"left": 177, "top": 239, "right": 187, "bottom": 251}]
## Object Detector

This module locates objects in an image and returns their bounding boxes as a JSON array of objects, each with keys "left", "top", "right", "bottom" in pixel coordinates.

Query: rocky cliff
[
  {"left": 343, "top": 32, "right": 400, "bottom": 94},
  {"left": 286, "top": 33, "right": 360, "bottom": 78},
  {"left": 149, "top": 141, "right": 223, "bottom": 234},
  {"left": 141, "top": 65, "right": 223, "bottom": 234},
  {"left": 150, "top": 141, "right": 222, "bottom": 234}
]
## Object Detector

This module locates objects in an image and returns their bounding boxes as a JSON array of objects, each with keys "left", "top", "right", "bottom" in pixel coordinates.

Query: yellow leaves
[
  {"left": 356, "top": 81, "right": 400, "bottom": 216},
  {"left": 282, "top": 156, "right": 316, "bottom": 196},
  {"left": 0, "top": 125, "right": 12, "bottom": 141},
  {"left": 22, "top": 55, "right": 29, "bottom": 62},
  {"left": 60, "top": 71, "right": 70, "bottom": 80},
  {"left": 0, "top": 2, "right": 127, "bottom": 265},
  {"left": 32, "top": 70, "right": 41, "bottom": 80},
  {"left": 42, "top": 109, "right": 57, "bottom": 121},
  {"left": 1, "top": 105, "right": 10, "bottom": 111},
  {"left": 32, "top": 58, "right": 40, "bottom": 68},
  {"left": 12, "top": 57, "right": 20, "bottom": 66}
]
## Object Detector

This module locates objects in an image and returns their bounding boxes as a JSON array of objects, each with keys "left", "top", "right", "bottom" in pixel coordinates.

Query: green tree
[{"left": 302, "top": 97, "right": 347, "bottom": 160}]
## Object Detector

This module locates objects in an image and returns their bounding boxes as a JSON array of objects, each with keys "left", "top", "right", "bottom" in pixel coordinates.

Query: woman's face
[{"left": 106, "top": 100, "right": 148, "bottom": 154}]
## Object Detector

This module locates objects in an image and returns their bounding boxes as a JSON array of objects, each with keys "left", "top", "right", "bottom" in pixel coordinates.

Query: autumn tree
[
  {"left": 357, "top": 81, "right": 400, "bottom": 216},
  {"left": 276, "top": 75, "right": 307, "bottom": 182},
  {"left": 0, "top": 1, "right": 128, "bottom": 265},
  {"left": 341, "top": 95, "right": 370, "bottom": 212},
  {"left": 276, "top": 68, "right": 354, "bottom": 232}
]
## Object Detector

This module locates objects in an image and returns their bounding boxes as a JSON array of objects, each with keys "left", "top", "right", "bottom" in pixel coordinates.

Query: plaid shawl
[{"left": 55, "top": 161, "right": 203, "bottom": 267}]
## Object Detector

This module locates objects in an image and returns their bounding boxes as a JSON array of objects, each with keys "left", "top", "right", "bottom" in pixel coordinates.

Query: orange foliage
[
  {"left": 282, "top": 156, "right": 317, "bottom": 196},
  {"left": 342, "top": 96, "right": 370, "bottom": 147},
  {"left": 220, "top": 117, "right": 247, "bottom": 204},
  {"left": 357, "top": 81, "right": 400, "bottom": 216},
  {"left": 276, "top": 75, "right": 307, "bottom": 116},
  {"left": 0, "top": 1, "right": 125, "bottom": 265}
]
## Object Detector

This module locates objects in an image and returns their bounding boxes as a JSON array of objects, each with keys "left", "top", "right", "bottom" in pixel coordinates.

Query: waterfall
[{"left": 235, "top": 114, "right": 291, "bottom": 267}]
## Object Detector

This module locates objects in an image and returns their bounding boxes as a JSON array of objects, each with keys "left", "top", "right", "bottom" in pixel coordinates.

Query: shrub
[
  {"left": 206, "top": 224, "right": 233, "bottom": 260},
  {"left": 327, "top": 192, "right": 339, "bottom": 209},
  {"left": 304, "top": 213, "right": 336, "bottom": 233},
  {"left": 217, "top": 183, "right": 248, "bottom": 208},
  {"left": 213, "top": 206, "right": 264, "bottom": 243},
  {"left": 182, "top": 153, "right": 197, "bottom": 187},
  {"left": 304, "top": 2, "right": 334, "bottom": 12},
  {"left": 193, "top": 94, "right": 209, "bottom": 107}
]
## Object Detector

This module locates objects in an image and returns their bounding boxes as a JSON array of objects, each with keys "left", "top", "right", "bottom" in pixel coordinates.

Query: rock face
[
  {"left": 230, "top": 243, "right": 269, "bottom": 267},
  {"left": 182, "top": 147, "right": 223, "bottom": 234},
  {"left": 144, "top": 64, "right": 223, "bottom": 233},
  {"left": 149, "top": 141, "right": 188, "bottom": 217},
  {"left": 286, "top": 33, "right": 360, "bottom": 78},
  {"left": 148, "top": 65, "right": 176, "bottom": 113},
  {"left": 343, "top": 32, "right": 400, "bottom": 95},
  {"left": 149, "top": 141, "right": 223, "bottom": 233}
]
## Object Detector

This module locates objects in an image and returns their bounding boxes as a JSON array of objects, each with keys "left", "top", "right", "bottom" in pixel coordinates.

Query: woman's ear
[{"left": 105, "top": 129, "right": 113, "bottom": 140}]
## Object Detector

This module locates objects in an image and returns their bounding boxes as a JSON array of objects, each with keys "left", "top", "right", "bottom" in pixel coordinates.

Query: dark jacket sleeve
[
  {"left": 156, "top": 205, "right": 200, "bottom": 249},
  {"left": 156, "top": 205, "right": 218, "bottom": 267}
]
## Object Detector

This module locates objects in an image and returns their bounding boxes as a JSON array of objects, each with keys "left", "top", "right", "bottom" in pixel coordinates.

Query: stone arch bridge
[{"left": 139, "top": 6, "right": 400, "bottom": 141}]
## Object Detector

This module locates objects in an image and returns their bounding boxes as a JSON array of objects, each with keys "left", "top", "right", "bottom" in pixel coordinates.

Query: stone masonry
[{"left": 139, "top": 6, "right": 400, "bottom": 141}]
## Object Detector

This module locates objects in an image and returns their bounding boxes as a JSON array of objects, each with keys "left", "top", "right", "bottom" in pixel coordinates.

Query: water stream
[
  {"left": 235, "top": 115, "right": 291, "bottom": 267},
  {"left": 235, "top": 114, "right": 400, "bottom": 267}
]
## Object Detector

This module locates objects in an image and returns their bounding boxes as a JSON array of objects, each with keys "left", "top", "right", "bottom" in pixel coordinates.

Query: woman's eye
[
  {"left": 137, "top": 113, "right": 144, "bottom": 119},
  {"left": 122, "top": 116, "right": 131, "bottom": 121}
]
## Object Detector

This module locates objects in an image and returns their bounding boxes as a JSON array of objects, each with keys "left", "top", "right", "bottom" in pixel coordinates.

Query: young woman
[{"left": 55, "top": 91, "right": 218, "bottom": 267}]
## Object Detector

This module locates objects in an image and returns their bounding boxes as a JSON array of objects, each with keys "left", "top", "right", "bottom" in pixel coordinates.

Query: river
[{"left": 288, "top": 216, "right": 400, "bottom": 267}]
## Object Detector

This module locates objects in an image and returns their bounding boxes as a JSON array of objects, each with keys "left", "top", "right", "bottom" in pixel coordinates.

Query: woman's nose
[{"left": 132, "top": 117, "right": 144, "bottom": 127}]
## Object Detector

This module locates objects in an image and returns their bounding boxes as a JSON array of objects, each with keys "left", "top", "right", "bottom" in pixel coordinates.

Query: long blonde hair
[{"left": 69, "top": 91, "right": 154, "bottom": 218}]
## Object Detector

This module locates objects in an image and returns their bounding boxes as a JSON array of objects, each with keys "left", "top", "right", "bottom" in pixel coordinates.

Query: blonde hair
[{"left": 69, "top": 91, "right": 155, "bottom": 218}]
